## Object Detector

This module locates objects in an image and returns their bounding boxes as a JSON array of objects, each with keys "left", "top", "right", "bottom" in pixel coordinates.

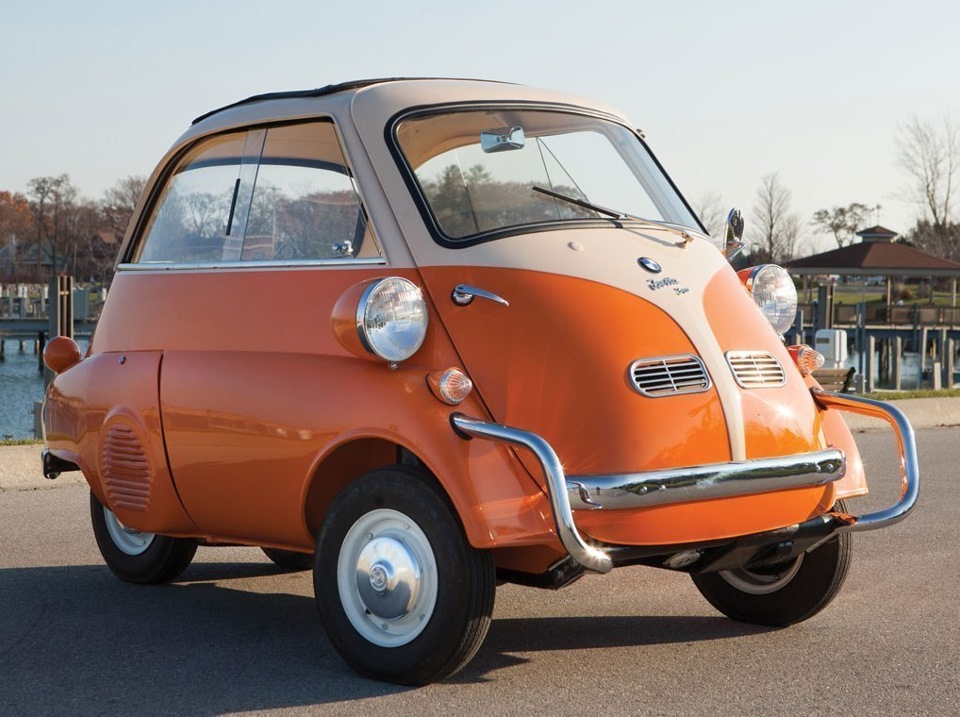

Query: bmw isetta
[{"left": 41, "top": 78, "right": 919, "bottom": 685}]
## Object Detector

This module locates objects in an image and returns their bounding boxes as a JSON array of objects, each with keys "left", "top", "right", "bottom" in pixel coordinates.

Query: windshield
[{"left": 395, "top": 108, "right": 701, "bottom": 241}]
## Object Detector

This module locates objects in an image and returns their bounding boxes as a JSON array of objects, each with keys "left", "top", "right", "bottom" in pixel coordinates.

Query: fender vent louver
[
  {"left": 101, "top": 423, "right": 153, "bottom": 512},
  {"left": 726, "top": 351, "right": 786, "bottom": 388},
  {"left": 629, "top": 355, "right": 710, "bottom": 397}
]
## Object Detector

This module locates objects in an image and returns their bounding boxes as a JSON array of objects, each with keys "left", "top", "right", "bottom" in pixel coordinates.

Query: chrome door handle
[{"left": 451, "top": 284, "right": 509, "bottom": 307}]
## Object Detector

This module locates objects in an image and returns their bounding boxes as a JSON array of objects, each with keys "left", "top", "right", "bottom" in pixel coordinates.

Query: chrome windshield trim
[
  {"left": 117, "top": 257, "right": 387, "bottom": 272},
  {"left": 567, "top": 449, "right": 845, "bottom": 511},
  {"left": 450, "top": 414, "right": 613, "bottom": 574},
  {"left": 812, "top": 388, "right": 920, "bottom": 532}
]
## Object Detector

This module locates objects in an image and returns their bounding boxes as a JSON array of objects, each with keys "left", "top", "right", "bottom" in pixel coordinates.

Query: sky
[{"left": 2, "top": 0, "right": 959, "bottom": 254}]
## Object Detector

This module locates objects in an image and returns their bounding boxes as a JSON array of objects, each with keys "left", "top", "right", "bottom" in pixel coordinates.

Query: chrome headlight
[
  {"left": 743, "top": 265, "right": 798, "bottom": 335},
  {"left": 356, "top": 277, "right": 428, "bottom": 362}
]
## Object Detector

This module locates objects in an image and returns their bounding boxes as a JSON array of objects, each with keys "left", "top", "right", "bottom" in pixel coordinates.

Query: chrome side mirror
[
  {"left": 723, "top": 207, "right": 745, "bottom": 260},
  {"left": 481, "top": 126, "right": 525, "bottom": 153}
]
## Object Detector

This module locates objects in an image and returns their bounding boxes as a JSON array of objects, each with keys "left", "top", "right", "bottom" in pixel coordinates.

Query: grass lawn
[
  {"left": 866, "top": 388, "right": 960, "bottom": 400},
  {"left": 803, "top": 287, "right": 959, "bottom": 306}
]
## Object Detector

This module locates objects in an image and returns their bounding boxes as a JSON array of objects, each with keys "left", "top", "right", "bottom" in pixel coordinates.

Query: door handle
[{"left": 451, "top": 284, "right": 509, "bottom": 307}]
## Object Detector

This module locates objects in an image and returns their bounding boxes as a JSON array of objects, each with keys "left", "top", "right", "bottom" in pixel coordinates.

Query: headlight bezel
[
  {"left": 355, "top": 276, "right": 428, "bottom": 363},
  {"left": 741, "top": 264, "right": 798, "bottom": 336}
]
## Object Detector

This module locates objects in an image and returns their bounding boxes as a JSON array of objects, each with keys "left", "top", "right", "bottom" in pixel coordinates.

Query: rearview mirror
[
  {"left": 724, "top": 207, "right": 745, "bottom": 261},
  {"left": 481, "top": 126, "right": 525, "bottom": 153}
]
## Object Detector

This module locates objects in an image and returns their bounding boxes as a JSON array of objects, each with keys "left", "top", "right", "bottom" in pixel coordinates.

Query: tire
[
  {"left": 314, "top": 466, "right": 495, "bottom": 685},
  {"left": 261, "top": 547, "right": 313, "bottom": 571},
  {"left": 691, "top": 503, "right": 852, "bottom": 627},
  {"left": 90, "top": 491, "right": 197, "bottom": 585}
]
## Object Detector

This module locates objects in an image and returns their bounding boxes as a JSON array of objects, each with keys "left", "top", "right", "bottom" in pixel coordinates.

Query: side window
[
  {"left": 134, "top": 121, "right": 380, "bottom": 264},
  {"left": 244, "top": 123, "right": 376, "bottom": 261},
  {"left": 137, "top": 131, "right": 256, "bottom": 263}
]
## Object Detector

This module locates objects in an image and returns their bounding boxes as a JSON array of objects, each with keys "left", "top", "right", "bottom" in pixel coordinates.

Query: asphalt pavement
[{"left": 0, "top": 429, "right": 957, "bottom": 716}]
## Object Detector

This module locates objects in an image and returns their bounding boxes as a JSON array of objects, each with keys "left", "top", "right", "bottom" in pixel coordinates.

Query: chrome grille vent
[
  {"left": 726, "top": 351, "right": 786, "bottom": 388},
  {"left": 629, "top": 355, "right": 710, "bottom": 397},
  {"left": 100, "top": 423, "right": 153, "bottom": 512}
]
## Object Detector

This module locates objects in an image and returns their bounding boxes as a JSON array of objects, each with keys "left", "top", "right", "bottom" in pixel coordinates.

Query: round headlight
[
  {"left": 743, "top": 265, "right": 798, "bottom": 335},
  {"left": 356, "top": 277, "right": 428, "bottom": 362}
]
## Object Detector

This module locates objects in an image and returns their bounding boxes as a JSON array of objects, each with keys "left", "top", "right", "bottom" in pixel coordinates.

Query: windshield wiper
[{"left": 531, "top": 185, "right": 695, "bottom": 246}]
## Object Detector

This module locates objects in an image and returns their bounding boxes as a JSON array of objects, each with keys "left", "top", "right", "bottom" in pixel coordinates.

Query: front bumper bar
[{"left": 451, "top": 388, "right": 919, "bottom": 574}]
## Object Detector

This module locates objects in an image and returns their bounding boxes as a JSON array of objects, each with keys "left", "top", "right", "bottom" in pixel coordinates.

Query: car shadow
[{"left": 0, "top": 562, "right": 770, "bottom": 715}]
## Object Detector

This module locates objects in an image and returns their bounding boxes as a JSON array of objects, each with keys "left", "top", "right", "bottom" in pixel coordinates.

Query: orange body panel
[
  {"left": 43, "top": 351, "right": 198, "bottom": 535},
  {"left": 45, "top": 253, "right": 867, "bottom": 563},
  {"left": 419, "top": 265, "right": 732, "bottom": 475},
  {"left": 419, "top": 266, "right": 839, "bottom": 546},
  {"left": 84, "top": 267, "right": 556, "bottom": 551}
]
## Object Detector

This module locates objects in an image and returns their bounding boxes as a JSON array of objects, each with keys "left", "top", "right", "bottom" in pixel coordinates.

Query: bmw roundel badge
[{"left": 638, "top": 257, "right": 662, "bottom": 273}]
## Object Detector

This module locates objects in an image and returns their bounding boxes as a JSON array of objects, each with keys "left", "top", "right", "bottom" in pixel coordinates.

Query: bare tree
[
  {"left": 811, "top": 202, "right": 872, "bottom": 248},
  {"left": 0, "top": 191, "right": 32, "bottom": 281},
  {"left": 750, "top": 172, "right": 801, "bottom": 263},
  {"left": 101, "top": 175, "right": 147, "bottom": 237},
  {"left": 895, "top": 116, "right": 958, "bottom": 232},
  {"left": 27, "top": 174, "right": 77, "bottom": 278},
  {"left": 692, "top": 191, "right": 726, "bottom": 242}
]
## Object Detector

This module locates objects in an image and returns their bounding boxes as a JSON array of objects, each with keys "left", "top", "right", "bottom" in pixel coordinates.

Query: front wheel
[
  {"left": 691, "top": 512, "right": 852, "bottom": 627},
  {"left": 314, "top": 466, "right": 495, "bottom": 685},
  {"left": 90, "top": 491, "right": 197, "bottom": 585}
]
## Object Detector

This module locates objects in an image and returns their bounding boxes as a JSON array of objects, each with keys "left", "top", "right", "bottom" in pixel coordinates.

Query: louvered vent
[
  {"left": 629, "top": 355, "right": 710, "bottom": 397},
  {"left": 726, "top": 351, "right": 786, "bottom": 388},
  {"left": 100, "top": 423, "right": 152, "bottom": 512}
]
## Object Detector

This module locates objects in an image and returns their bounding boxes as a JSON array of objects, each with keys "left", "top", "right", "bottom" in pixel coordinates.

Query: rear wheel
[
  {"left": 314, "top": 466, "right": 495, "bottom": 685},
  {"left": 691, "top": 505, "right": 852, "bottom": 626},
  {"left": 90, "top": 491, "right": 197, "bottom": 585}
]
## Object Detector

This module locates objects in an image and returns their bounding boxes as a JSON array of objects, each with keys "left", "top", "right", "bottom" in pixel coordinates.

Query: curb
[
  {"left": 842, "top": 396, "right": 960, "bottom": 432},
  {"left": 0, "top": 445, "right": 86, "bottom": 492}
]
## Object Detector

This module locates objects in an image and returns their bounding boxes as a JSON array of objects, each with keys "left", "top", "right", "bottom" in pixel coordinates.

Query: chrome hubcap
[
  {"left": 103, "top": 506, "right": 155, "bottom": 556},
  {"left": 719, "top": 554, "right": 804, "bottom": 595},
  {"left": 337, "top": 509, "right": 437, "bottom": 647},
  {"left": 356, "top": 536, "right": 421, "bottom": 620}
]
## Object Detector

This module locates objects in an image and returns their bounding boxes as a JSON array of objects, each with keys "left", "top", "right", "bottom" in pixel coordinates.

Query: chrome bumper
[
  {"left": 566, "top": 449, "right": 844, "bottom": 511},
  {"left": 451, "top": 388, "right": 919, "bottom": 574},
  {"left": 811, "top": 389, "right": 920, "bottom": 532}
]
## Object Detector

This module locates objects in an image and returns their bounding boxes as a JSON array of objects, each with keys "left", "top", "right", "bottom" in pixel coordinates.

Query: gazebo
[{"left": 786, "top": 225, "right": 960, "bottom": 308}]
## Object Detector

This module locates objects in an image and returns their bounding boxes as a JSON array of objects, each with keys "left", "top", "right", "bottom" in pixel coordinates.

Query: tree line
[
  {"left": 695, "top": 115, "right": 960, "bottom": 265},
  {"left": 0, "top": 175, "right": 145, "bottom": 285},
  {"left": 2, "top": 115, "right": 958, "bottom": 283}
]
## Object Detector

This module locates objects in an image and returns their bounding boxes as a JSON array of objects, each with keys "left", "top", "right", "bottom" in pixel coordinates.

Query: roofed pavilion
[{"left": 786, "top": 226, "right": 960, "bottom": 307}]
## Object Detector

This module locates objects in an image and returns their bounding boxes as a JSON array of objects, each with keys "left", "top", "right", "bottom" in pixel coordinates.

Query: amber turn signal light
[
  {"left": 427, "top": 368, "right": 473, "bottom": 405},
  {"left": 786, "top": 344, "right": 825, "bottom": 376}
]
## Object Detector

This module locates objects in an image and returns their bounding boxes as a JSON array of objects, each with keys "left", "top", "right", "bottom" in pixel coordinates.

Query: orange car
[{"left": 41, "top": 78, "right": 918, "bottom": 685}]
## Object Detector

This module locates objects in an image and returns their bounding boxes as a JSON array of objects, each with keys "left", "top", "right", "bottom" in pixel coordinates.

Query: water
[
  {"left": 0, "top": 341, "right": 47, "bottom": 439},
  {"left": 0, "top": 339, "right": 87, "bottom": 440}
]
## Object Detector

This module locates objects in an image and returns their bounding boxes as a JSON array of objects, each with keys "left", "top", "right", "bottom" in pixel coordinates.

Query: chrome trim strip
[
  {"left": 812, "top": 389, "right": 920, "bottom": 531},
  {"left": 116, "top": 257, "right": 387, "bottom": 272},
  {"left": 567, "top": 449, "right": 845, "bottom": 510},
  {"left": 450, "top": 414, "right": 613, "bottom": 574}
]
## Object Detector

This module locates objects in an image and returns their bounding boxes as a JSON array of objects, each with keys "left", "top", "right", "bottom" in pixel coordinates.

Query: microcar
[{"left": 41, "top": 78, "right": 918, "bottom": 685}]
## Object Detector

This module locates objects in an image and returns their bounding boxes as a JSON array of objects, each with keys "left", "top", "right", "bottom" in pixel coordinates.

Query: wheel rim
[
  {"left": 336, "top": 508, "right": 438, "bottom": 648},
  {"left": 719, "top": 554, "right": 804, "bottom": 595},
  {"left": 103, "top": 506, "right": 156, "bottom": 556}
]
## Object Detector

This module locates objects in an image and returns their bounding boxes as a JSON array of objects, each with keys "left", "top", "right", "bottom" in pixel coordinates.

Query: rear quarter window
[{"left": 134, "top": 121, "right": 380, "bottom": 264}]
